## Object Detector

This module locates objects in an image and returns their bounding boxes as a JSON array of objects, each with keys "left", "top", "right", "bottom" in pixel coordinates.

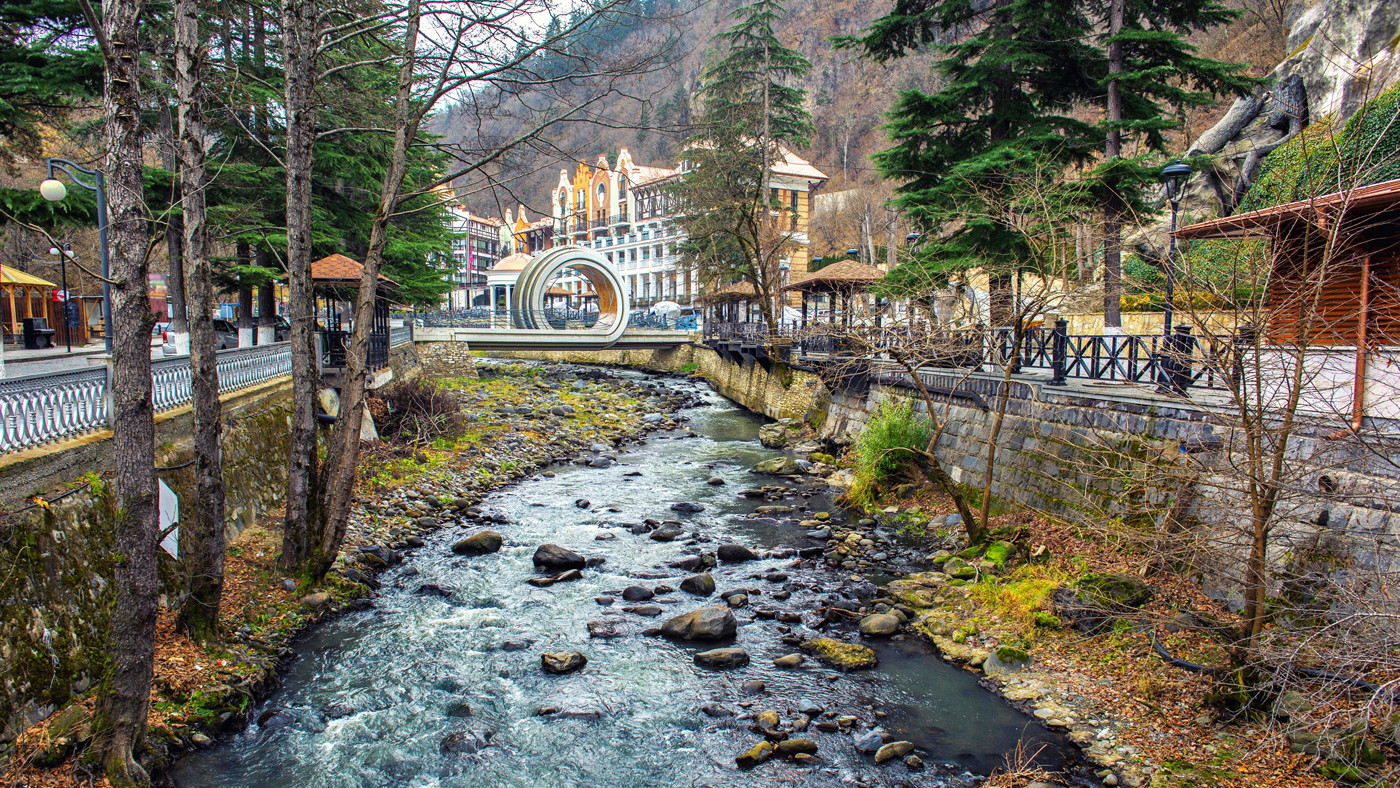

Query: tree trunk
[
  {"left": 89, "top": 0, "right": 158, "bottom": 782},
  {"left": 316, "top": 0, "right": 423, "bottom": 580},
  {"left": 279, "top": 0, "right": 323, "bottom": 575},
  {"left": 158, "top": 100, "right": 188, "bottom": 353},
  {"left": 978, "top": 326, "right": 1024, "bottom": 538},
  {"left": 1102, "top": 0, "right": 1124, "bottom": 330},
  {"left": 173, "top": 0, "right": 225, "bottom": 642}
]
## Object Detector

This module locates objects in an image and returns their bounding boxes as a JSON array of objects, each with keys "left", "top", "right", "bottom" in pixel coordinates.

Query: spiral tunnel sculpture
[{"left": 509, "top": 245, "right": 630, "bottom": 345}]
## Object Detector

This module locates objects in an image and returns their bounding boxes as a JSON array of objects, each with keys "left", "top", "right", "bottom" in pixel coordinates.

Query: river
[{"left": 172, "top": 371, "right": 1063, "bottom": 787}]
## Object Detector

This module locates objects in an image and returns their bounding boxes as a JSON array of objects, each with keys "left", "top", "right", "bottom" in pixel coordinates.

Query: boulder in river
[
  {"left": 679, "top": 573, "right": 716, "bottom": 596},
  {"left": 775, "top": 739, "right": 818, "bottom": 758},
  {"left": 859, "top": 613, "right": 901, "bottom": 638},
  {"left": 453, "top": 529, "right": 504, "bottom": 554},
  {"left": 439, "top": 729, "right": 492, "bottom": 755},
  {"left": 649, "top": 526, "right": 686, "bottom": 542},
  {"left": 621, "top": 585, "right": 654, "bottom": 602},
  {"left": 751, "top": 456, "right": 801, "bottom": 476},
  {"left": 854, "top": 729, "right": 885, "bottom": 753},
  {"left": 716, "top": 543, "right": 758, "bottom": 563},
  {"left": 736, "top": 741, "right": 775, "bottom": 769},
  {"left": 800, "top": 638, "right": 878, "bottom": 671},
  {"left": 670, "top": 501, "right": 705, "bottom": 513},
  {"left": 773, "top": 653, "right": 805, "bottom": 668},
  {"left": 533, "top": 544, "right": 586, "bottom": 571},
  {"left": 694, "top": 647, "right": 750, "bottom": 668},
  {"left": 660, "top": 606, "right": 737, "bottom": 641},
  {"left": 541, "top": 651, "right": 588, "bottom": 674},
  {"left": 874, "top": 740, "right": 916, "bottom": 764}
]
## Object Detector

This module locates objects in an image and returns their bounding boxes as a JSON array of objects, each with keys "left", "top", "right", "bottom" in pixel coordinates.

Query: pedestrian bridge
[{"left": 419, "top": 245, "right": 691, "bottom": 350}]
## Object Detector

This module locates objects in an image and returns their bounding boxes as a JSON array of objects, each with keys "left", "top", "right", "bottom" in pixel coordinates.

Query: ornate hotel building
[{"left": 548, "top": 147, "right": 827, "bottom": 308}]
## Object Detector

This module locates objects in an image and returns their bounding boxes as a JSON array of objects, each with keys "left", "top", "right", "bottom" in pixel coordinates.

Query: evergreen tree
[
  {"left": 673, "top": 0, "right": 811, "bottom": 341},
  {"left": 1094, "top": 0, "right": 1253, "bottom": 327},
  {"left": 838, "top": 0, "right": 1101, "bottom": 317}
]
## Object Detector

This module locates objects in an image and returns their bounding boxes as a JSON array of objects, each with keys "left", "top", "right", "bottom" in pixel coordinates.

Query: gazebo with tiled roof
[
  {"left": 783, "top": 259, "right": 884, "bottom": 328},
  {"left": 309, "top": 254, "right": 400, "bottom": 372}
]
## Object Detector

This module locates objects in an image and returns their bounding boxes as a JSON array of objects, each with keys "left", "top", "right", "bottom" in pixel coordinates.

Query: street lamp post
[
  {"left": 39, "top": 158, "right": 113, "bottom": 354},
  {"left": 48, "top": 244, "right": 75, "bottom": 352},
  {"left": 1159, "top": 160, "right": 1194, "bottom": 394}
]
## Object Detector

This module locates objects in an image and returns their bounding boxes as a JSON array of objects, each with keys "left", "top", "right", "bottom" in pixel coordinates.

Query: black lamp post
[
  {"left": 39, "top": 158, "right": 112, "bottom": 353},
  {"left": 1161, "top": 161, "right": 1193, "bottom": 334},
  {"left": 48, "top": 243, "right": 75, "bottom": 352},
  {"left": 1159, "top": 160, "right": 1193, "bottom": 394}
]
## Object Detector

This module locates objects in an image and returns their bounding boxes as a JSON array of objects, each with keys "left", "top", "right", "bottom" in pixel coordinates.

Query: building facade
[
  {"left": 548, "top": 147, "right": 827, "bottom": 309},
  {"left": 446, "top": 203, "right": 505, "bottom": 309}
]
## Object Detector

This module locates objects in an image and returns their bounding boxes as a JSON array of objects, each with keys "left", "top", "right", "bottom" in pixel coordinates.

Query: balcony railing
[{"left": 1, "top": 342, "right": 294, "bottom": 455}]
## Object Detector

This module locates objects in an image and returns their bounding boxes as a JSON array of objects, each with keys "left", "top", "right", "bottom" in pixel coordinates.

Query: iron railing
[
  {"left": 421, "top": 308, "right": 608, "bottom": 330},
  {"left": 705, "top": 319, "right": 1224, "bottom": 393},
  {"left": 0, "top": 367, "right": 108, "bottom": 454},
  {"left": 0, "top": 342, "right": 294, "bottom": 454}
]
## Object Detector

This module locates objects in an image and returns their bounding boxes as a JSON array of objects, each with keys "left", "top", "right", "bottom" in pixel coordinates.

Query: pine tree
[
  {"left": 838, "top": 0, "right": 1101, "bottom": 317},
  {"left": 673, "top": 0, "right": 812, "bottom": 342},
  {"left": 1094, "top": 0, "right": 1253, "bottom": 328}
]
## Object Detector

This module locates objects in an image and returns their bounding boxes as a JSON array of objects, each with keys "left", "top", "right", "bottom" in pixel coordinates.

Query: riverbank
[{"left": 1, "top": 362, "right": 695, "bottom": 788}]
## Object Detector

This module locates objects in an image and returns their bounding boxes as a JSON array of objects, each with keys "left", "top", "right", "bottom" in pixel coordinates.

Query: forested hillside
[{"left": 437, "top": 0, "right": 1295, "bottom": 220}]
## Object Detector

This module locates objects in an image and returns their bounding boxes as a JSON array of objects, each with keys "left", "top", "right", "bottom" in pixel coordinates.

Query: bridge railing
[
  {"left": 1, "top": 342, "right": 293, "bottom": 455},
  {"left": 421, "top": 308, "right": 607, "bottom": 330}
]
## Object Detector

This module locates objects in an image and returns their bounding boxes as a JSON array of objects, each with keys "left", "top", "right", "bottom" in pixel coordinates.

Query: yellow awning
[{"left": 0, "top": 265, "right": 55, "bottom": 288}]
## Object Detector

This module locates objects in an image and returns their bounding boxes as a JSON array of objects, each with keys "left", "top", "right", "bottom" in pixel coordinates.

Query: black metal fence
[{"left": 705, "top": 319, "right": 1223, "bottom": 394}]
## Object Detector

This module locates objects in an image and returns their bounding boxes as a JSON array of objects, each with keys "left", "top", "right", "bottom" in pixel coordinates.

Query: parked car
[{"left": 213, "top": 319, "right": 238, "bottom": 350}]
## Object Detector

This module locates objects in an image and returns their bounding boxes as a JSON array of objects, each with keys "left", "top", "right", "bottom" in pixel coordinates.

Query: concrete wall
[{"left": 0, "top": 382, "right": 294, "bottom": 745}]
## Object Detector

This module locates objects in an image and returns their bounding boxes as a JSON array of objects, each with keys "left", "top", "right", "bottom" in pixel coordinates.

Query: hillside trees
[{"left": 672, "top": 0, "right": 812, "bottom": 346}]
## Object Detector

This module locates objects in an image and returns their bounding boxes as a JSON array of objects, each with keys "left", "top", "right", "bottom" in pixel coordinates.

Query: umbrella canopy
[{"left": 650, "top": 300, "right": 682, "bottom": 315}]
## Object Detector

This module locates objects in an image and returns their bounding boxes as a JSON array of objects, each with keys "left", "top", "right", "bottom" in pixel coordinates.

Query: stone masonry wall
[
  {"left": 417, "top": 339, "right": 479, "bottom": 379},
  {"left": 0, "top": 382, "right": 293, "bottom": 747}
]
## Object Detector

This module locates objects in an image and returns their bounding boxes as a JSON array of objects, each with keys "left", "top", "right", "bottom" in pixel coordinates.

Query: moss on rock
[{"left": 800, "top": 638, "right": 878, "bottom": 671}]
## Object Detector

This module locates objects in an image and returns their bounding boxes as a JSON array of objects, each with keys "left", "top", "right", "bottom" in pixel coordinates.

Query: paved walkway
[{"left": 0, "top": 339, "right": 163, "bottom": 380}]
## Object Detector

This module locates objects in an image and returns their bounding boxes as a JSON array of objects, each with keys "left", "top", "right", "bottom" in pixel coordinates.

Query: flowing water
[{"left": 172, "top": 374, "right": 1064, "bottom": 787}]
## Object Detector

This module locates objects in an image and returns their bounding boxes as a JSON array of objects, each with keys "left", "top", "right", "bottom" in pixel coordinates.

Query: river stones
[
  {"left": 440, "top": 729, "right": 492, "bottom": 755},
  {"left": 859, "top": 613, "right": 901, "bottom": 638},
  {"left": 533, "top": 544, "right": 585, "bottom": 571},
  {"left": 773, "top": 653, "right": 805, "bottom": 668},
  {"left": 625, "top": 605, "right": 664, "bottom": 617},
  {"left": 800, "top": 638, "right": 878, "bottom": 671},
  {"left": 414, "top": 583, "right": 454, "bottom": 598},
  {"left": 660, "top": 605, "right": 737, "bottom": 641},
  {"left": 667, "top": 555, "right": 705, "bottom": 571},
  {"left": 541, "top": 651, "right": 588, "bottom": 674},
  {"left": 874, "top": 740, "right": 916, "bottom": 764},
  {"left": 587, "top": 621, "right": 622, "bottom": 639},
  {"left": 717, "top": 543, "right": 758, "bottom": 563},
  {"left": 751, "top": 456, "right": 801, "bottom": 475},
  {"left": 775, "top": 739, "right": 818, "bottom": 758},
  {"left": 736, "top": 740, "right": 775, "bottom": 769},
  {"left": 797, "top": 699, "right": 823, "bottom": 716},
  {"left": 707, "top": 477, "right": 725, "bottom": 486},
  {"left": 621, "top": 585, "right": 654, "bottom": 602},
  {"left": 854, "top": 729, "right": 885, "bottom": 753},
  {"left": 680, "top": 573, "right": 716, "bottom": 596},
  {"left": 670, "top": 501, "right": 705, "bottom": 513},
  {"left": 650, "top": 526, "right": 686, "bottom": 542},
  {"left": 693, "top": 647, "right": 749, "bottom": 668}
]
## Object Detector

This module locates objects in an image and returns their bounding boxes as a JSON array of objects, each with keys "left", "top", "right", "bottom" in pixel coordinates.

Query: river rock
[
  {"left": 575, "top": 499, "right": 590, "bottom": 508},
  {"left": 854, "top": 729, "right": 885, "bottom": 753},
  {"left": 587, "top": 621, "right": 622, "bottom": 639},
  {"left": 439, "top": 729, "right": 492, "bottom": 755},
  {"left": 717, "top": 543, "right": 758, "bottom": 563},
  {"left": 541, "top": 651, "right": 588, "bottom": 674},
  {"left": 707, "top": 476, "right": 725, "bottom": 485},
  {"left": 736, "top": 740, "right": 775, "bottom": 769},
  {"left": 694, "top": 647, "right": 750, "bottom": 668},
  {"left": 751, "top": 456, "right": 801, "bottom": 475},
  {"left": 859, "top": 613, "right": 901, "bottom": 638},
  {"left": 452, "top": 530, "right": 503, "bottom": 555},
  {"left": 661, "top": 606, "right": 737, "bottom": 640},
  {"left": 667, "top": 555, "right": 705, "bottom": 571},
  {"left": 533, "top": 544, "right": 586, "bottom": 571},
  {"left": 773, "top": 653, "right": 805, "bottom": 668},
  {"left": 551, "top": 569, "right": 584, "bottom": 583},
  {"left": 650, "top": 526, "right": 686, "bottom": 542},
  {"left": 680, "top": 573, "right": 716, "bottom": 596},
  {"left": 627, "top": 605, "right": 664, "bottom": 617},
  {"left": 904, "top": 754, "right": 925, "bottom": 770},
  {"left": 874, "top": 741, "right": 915, "bottom": 764},
  {"left": 670, "top": 501, "right": 705, "bottom": 513},
  {"left": 621, "top": 585, "right": 654, "bottom": 602},
  {"left": 797, "top": 699, "right": 823, "bottom": 716},
  {"left": 775, "top": 739, "right": 818, "bottom": 758},
  {"left": 701, "top": 703, "right": 734, "bottom": 717},
  {"left": 801, "top": 638, "right": 878, "bottom": 671}
]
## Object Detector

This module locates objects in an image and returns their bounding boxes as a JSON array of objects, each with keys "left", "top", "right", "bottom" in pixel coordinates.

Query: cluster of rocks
[{"left": 728, "top": 702, "right": 923, "bottom": 772}]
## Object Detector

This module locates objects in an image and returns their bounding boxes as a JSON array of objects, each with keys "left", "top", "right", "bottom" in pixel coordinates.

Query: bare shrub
[{"left": 379, "top": 379, "right": 464, "bottom": 443}]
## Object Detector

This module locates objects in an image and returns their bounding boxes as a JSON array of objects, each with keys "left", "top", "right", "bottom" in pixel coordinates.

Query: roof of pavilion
[
  {"left": 309, "top": 254, "right": 399, "bottom": 289},
  {"left": 493, "top": 253, "right": 531, "bottom": 271},
  {"left": 784, "top": 260, "right": 884, "bottom": 292},
  {"left": 1175, "top": 177, "right": 1400, "bottom": 241},
  {"left": 0, "top": 265, "right": 55, "bottom": 288},
  {"left": 700, "top": 281, "right": 759, "bottom": 302}
]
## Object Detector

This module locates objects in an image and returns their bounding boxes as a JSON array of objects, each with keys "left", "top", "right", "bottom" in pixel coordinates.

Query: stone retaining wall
[
  {"left": 417, "top": 339, "right": 478, "bottom": 379},
  {"left": 0, "top": 382, "right": 294, "bottom": 746}
]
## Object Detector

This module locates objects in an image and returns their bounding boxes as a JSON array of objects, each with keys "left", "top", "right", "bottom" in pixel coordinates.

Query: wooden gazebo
[
  {"left": 701, "top": 281, "right": 763, "bottom": 325},
  {"left": 309, "top": 254, "right": 400, "bottom": 372},
  {"left": 0, "top": 265, "right": 56, "bottom": 342},
  {"left": 784, "top": 259, "right": 884, "bottom": 328}
]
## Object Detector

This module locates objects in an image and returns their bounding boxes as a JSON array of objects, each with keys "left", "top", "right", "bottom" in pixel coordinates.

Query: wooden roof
[
  {"left": 493, "top": 253, "right": 531, "bottom": 271},
  {"left": 784, "top": 260, "right": 883, "bottom": 291},
  {"left": 1175, "top": 178, "right": 1400, "bottom": 241},
  {"left": 701, "top": 281, "right": 759, "bottom": 302},
  {"left": 310, "top": 254, "right": 399, "bottom": 288},
  {"left": 0, "top": 265, "right": 55, "bottom": 288}
]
